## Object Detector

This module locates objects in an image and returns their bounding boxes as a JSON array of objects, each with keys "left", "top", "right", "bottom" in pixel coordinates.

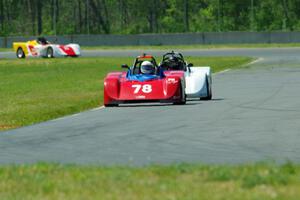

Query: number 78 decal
[{"left": 132, "top": 84, "right": 152, "bottom": 94}]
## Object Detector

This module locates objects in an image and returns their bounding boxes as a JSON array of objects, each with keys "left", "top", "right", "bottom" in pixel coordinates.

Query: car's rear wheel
[
  {"left": 16, "top": 48, "right": 25, "bottom": 59},
  {"left": 200, "top": 75, "right": 212, "bottom": 100},
  {"left": 46, "top": 47, "right": 54, "bottom": 58}
]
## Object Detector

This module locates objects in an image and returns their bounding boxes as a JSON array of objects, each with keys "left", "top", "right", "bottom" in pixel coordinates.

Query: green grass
[
  {"left": 0, "top": 162, "right": 299, "bottom": 199},
  {"left": 0, "top": 56, "right": 251, "bottom": 130},
  {"left": 0, "top": 48, "right": 11, "bottom": 52}
]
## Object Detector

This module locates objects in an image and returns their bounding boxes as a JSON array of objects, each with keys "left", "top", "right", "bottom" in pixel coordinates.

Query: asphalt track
[{"left": 1, "top": 48, "right": 300, "bottom": 165}]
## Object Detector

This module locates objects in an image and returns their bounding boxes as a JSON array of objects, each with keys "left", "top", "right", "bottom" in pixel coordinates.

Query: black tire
[
  {"left": 46, "top": 47, "right": 54, "bottom": 58},
  {"left": 16, "top": 48, "right": 25, "bottom": 59},
  {"left": 200, "top": 75, "right": 212, "bottom": 100},
  {"left": 174, "top": 95, "right": 186, "bottom": 105},
  {"left": 173, "top": 83, "right": 186, "bottom": 105}
]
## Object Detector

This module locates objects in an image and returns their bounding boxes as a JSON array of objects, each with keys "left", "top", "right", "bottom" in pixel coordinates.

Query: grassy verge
[
  {"left": 0, "top": 56, "right": 251, "bottom": 130},
  {"left": 0, "top": 162, "right": 299, "bottom": 199},
  {"left": 0, "top": 48, "right": 11, "bottom": 52}
]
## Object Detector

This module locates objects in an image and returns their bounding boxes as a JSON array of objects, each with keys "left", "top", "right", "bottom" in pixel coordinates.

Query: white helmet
[{"left": 140, "top": 61, "right": 155, "bottom": 74}]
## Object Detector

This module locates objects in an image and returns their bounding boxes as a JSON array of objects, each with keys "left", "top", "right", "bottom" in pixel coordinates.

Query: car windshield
[
  {"left": 37, "top": 37, "right": 49, "bottom": 45},
  {"left": 161, "top": 54, "right": 186, "bottom": 71},
  {"left": 132, "top": 58, "right": 158, "bottom": 75}
]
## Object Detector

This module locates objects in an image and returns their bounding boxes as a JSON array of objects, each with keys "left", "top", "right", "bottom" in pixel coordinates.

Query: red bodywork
[
  {"left": 58, "top": 45, "right": 76, "bottom": 56},
  {"left": 104, "top": 71, "right": 185, "bottom": 106}
]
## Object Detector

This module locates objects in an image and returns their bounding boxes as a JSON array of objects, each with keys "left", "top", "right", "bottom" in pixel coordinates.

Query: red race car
[{"left": 104, "top": 54, "right": 186, "bottom": 107}]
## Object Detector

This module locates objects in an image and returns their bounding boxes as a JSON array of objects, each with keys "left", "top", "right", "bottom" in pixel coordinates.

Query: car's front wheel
[
  {"left": 174, "top": 83, "right": 186, "bottom": 105},
  {"left": 16, "top": 48, "right": 25, "bottom": 59}
]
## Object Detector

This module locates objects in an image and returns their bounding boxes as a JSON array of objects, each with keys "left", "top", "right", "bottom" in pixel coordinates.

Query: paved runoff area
[{"left": 1, "top": 48, "right": 300, "bottom": 165}]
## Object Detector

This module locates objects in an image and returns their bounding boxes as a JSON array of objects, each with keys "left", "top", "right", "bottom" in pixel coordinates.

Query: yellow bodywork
[{"left": 13, "top": 40, "right": 38, "bottom": 56}]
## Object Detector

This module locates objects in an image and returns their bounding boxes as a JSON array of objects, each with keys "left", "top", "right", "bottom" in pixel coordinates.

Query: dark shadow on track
[
  {"left": 112, "top": 99, "right": 225, "bottom": 108},
  {"left": 116, "top": 103, "right": 199, "bottom": 108},
  {"left": 187, "top": 98, "right": 225, "bottom": 102}
]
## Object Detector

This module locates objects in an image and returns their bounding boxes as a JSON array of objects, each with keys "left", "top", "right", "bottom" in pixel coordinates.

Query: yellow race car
[{"left": 13, "top": 37, "right": 81, "bottom": 58}]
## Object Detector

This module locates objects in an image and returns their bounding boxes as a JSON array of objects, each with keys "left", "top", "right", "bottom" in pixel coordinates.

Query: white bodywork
[
  {"left": 185, "top": 66, "right": 212, "bottom": 99},
  {"left": 27, "top": 44, "right": 81, "bottom": 58}
]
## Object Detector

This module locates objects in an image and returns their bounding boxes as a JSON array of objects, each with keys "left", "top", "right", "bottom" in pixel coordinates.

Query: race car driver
[{"left": 140, "top": 61, "right": 155, "bottom": 75}]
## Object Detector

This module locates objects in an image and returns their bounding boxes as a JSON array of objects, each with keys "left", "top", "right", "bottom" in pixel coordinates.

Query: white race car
[
  {"left": 160, "top": 51, "right": 212, "bottom": 100},
  {"left": 13, "top": 37, "right": 81, "bottom": 58}
]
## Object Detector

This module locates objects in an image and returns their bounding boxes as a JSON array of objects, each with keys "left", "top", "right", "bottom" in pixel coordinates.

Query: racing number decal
[
  {"left": 132, "top": 84, "right": 152, "bottom": 94},
  {"left": 142, "top": 85, "right": 152, "bottom": 93},
  {"left": 132, "top": 85, "right": 141, "bottom": 93}
]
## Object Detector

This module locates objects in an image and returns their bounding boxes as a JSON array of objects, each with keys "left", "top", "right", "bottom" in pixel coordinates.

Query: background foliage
[{"left": 1, "top": 0, "right": 300, "bottom": 36}]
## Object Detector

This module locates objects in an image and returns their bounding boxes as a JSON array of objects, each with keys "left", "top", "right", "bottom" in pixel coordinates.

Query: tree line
[{"left": 0, "top": 0, "right": 300, "bottom": 36}]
